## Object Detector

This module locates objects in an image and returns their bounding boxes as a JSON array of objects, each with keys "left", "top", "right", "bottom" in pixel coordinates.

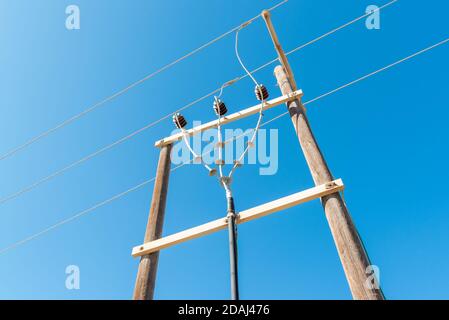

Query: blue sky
[{"left": 0, "top": 0, "right": 448, "bottom": 299}]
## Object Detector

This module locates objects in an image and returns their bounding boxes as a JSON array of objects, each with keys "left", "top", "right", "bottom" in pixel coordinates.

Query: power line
[
  {"left": 256, "top": 37, "right": 449, "bottom": 128},
  {"left": 1, "top": 35, "right": 447, "bottom": 256},
  {"left": 0, "top": 1, "right": 398, "bottom": 206},
  {"left": 0, "top": 163, "right": 185, "bottom": 256},
  {"left": 229, "top": 26, "right": 267, "bottom": 179},
  {"left": 0, "top": 88, "right": 222, "bottom": 205},
  {"left": 302, "top": 37, "right": 449, "bottom": 106},
  {"left": 0, "top": 0, "right": 289, "bottom": 162},
  {"left": 284, "top": 0, "right": 398, "bottom": 56}
]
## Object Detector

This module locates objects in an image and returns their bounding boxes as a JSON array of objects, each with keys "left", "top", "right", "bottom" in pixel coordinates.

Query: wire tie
[
  {"left": 239, "top": 20, "right": 252, "bottom": 29},
  {"left": 224, "top": 77, "right": 240, "bottom": 87}
]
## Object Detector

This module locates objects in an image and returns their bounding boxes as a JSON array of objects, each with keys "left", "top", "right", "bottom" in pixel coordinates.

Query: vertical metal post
[{"left": 133, "top": 143, "right": 172, "bottom": 300}]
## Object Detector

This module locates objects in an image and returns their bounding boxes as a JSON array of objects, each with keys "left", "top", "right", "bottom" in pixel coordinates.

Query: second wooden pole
[
  {"left": 133, "top": 143, "right": 172, "bottom": 300},
  {"left": 274, "top": 66, "right": 384, "bottom": 300}
]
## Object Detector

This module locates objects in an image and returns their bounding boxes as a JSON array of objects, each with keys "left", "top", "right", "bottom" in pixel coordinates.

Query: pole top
[
  {"left": 274, "top": 65, "right": 284, "bottom": 73},
  {"left": 261, "top": 9, "right": 271, "bottom": 19}
]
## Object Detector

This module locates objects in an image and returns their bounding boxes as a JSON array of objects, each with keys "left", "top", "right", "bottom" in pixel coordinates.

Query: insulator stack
[
  {"left": 173, "top": 113, "right": 187, "bottom": 129},
  {"left": 213, "top": 98, "right": 228, "bottom": 116},
  {"left": 255, "top": 84, "right": 269, "bottom": 101}
]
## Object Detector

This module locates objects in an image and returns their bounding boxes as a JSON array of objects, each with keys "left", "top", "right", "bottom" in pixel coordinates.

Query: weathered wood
[
  {"left": 261, "top": 10, "right": 297, "bottom": 91},
  {"left": 155, "top": 90, "right": 303, "bottom": 147},
  {"left": 132, "top": 179, "right": 344, "bottom": 257},
  {"left": 133, "top": 144, "right": 172, "bottom": 300},
  {"left": 274, "top": 66, "right": 384, "bottom": 300}
]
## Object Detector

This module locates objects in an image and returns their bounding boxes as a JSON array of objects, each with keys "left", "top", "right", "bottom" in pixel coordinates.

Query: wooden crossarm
[
  {"left": 154, "top": 89, "right": 303, "bottom": 148},
  {"left": 132, "top": 179, "right": 344, "bottom": 257}
]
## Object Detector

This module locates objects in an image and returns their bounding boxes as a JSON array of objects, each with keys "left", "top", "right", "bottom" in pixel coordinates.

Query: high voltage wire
[
  {"left": 285, "top": 0, "right": 398, "bottom": 56},
  {"left": 1, "top": 35, "right": 447, "bottom": 256},
  {"left": 0, "top": 88, "right": 222, "bottom": 205},
  {"left": 0, "top": 0, "right": 398, "bottom": 206},
  {"left": 0, "top": 0, "right": 289, "bottom": 162},
  {"left": 0, "top": 163, "right": 182, "bottom": 256}
]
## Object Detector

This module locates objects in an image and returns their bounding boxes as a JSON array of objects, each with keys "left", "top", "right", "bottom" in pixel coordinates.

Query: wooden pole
[
  {"left": 133, "top": 143, "right": 172, "bottom": 300},
  {"left": 262, "top": 10, "right": 384, "bottom": 300}
]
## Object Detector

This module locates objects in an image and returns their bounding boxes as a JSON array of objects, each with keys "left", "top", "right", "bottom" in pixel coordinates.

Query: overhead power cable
[
  {"left": 0, "top": 0, "right": 398, "bottom": 206},
  {"left": 0, "top": 0, "right": 289, "bottom": 162},
  {"left": 229, "top": 27, "right": 268, "bottom": 179},
  {"left": 285, "top": 0, "right": 398, "bottom": 56},
  {"left": 1, "top": 35, "right": 447, "bottom": 255}
]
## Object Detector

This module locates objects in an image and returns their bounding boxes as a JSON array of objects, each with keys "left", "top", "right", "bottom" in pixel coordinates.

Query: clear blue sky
[{"left": 0, "top": 0, "right": 448, "bottom": 299}]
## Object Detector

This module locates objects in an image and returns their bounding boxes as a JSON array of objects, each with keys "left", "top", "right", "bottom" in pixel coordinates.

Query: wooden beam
[
  {"left": 155, "top": 90, "right": 303, "bottom": 148},
  {"left": 132, "top": 179, "right": 344, "bottom": 257}
]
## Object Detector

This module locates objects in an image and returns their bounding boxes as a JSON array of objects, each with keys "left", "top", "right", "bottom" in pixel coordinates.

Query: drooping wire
[
  {"left": 235, "top": 29, "right": 260, "bottom": 87},
  {"left": 0, "top": 0, "right": 400, "bottom": 206},
  {"left": 0, "top": 0, "right": 289, "bottom": 163},
  {"left": 1, "top": 34, "right": 448, "bottom": 255},
  {"left": 228, "top": 27, "right": 267, "bottom": 179},
  {"left": 174, "top": 115, "right": 215, "bottom": 174}
]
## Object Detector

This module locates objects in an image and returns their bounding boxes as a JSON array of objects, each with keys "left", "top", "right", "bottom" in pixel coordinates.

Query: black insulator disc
[
  {"left": 173, "top": 113, "right": 187, "bottom": 129},
  {"left": 255, "top": 84, "right": 269, "bottom": 101},
  {"left": 213, "top": 99, "right": 228, "bottom": 116}
]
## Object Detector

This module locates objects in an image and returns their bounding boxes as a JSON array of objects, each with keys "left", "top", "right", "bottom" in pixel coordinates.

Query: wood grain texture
[
  {"left": 261, "top": 10, "right": 297, "bottom": 91},
  {"left": 133, "top": 144, "right": 172, "bottom": 300},
  {"left": 132, "top": 179, "right": 344, "bottom": 257},
  {"left": 274, "top": 66, "right": 384, "bottom": 300}
]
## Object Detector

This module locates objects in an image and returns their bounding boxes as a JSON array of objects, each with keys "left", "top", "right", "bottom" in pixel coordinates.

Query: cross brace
[
  {"left": 154, "top": 89, "right": 303, "bottom": 148},
  {"left": 132, "top": 179, "right": 344, "bottom": 257}
]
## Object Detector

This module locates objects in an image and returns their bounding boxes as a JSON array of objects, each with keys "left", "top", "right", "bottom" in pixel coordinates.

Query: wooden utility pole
[
  {"left": 133, "top": 144, "right": 172, "bottom": 300},
  {"left": 262, "top": 10, "right": 384, "bottom": 300}
]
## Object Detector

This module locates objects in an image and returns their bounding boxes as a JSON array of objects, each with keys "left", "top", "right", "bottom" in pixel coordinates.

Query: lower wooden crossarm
[{"left": 132, "top": 179, "right": 344, "bottom": 257}]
